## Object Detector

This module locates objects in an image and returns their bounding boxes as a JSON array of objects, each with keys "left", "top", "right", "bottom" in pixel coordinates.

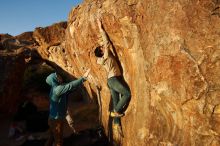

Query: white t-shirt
[{"left": 97, "top": 47, "right": 121, "bottom": 78}]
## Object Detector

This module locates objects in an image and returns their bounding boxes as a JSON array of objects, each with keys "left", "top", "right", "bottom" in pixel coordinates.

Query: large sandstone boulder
[
  {"left": 63, "top": 0, "right": 220, "bottom": 145},
  {"left": 7, "top": 0, "right": 218, "bottom": 145}
]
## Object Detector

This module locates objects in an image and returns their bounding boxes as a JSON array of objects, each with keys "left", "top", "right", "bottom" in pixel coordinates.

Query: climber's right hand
[{"left": 83, "top": 68, "right": 91, "bottom": 80}]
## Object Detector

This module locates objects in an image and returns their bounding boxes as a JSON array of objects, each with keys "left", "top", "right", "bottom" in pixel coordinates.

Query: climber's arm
[
  {"left": 54, "top": 77, "right": 85, "bottom": 96},
  {"left": 97, "top": 19, "right": 115, "bottom": 58},
  {"left": 54, "top": 69, "right": 90, "bottom": 96}
]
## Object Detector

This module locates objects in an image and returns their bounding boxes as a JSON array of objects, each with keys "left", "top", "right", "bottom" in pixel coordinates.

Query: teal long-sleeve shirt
[{"left": 46, "top": 73, "right": 85, "bottom": 119}]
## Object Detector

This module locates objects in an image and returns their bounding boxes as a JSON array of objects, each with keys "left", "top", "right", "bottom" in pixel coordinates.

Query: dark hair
[{"left": 94, "top": 46, "right": 103, "bottom": 57}]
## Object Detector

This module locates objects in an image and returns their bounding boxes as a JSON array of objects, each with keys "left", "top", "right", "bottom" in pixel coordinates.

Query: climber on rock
[
  {"left": 45, "top": 69, "right": 90, "bottom": 146},
  {"left": 94, "top": 19, "right": 131, "bottom": 127}
]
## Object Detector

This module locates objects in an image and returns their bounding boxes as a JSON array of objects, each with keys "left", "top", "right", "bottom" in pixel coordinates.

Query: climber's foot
[{"left": 109, "top": 111, "right": 124, "bottom": 117}]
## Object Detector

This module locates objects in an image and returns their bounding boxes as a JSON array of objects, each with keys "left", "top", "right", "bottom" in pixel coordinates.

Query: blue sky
[{"left": 0, "top": 0, "right": 83, "bottom": 36}]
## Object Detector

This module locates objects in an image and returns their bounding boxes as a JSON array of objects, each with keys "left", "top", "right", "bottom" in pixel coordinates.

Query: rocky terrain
[{"left": 0, "top": 0, "right": 220, "bottom": 146}]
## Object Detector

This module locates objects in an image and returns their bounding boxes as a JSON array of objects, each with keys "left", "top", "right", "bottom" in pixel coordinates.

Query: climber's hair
[{"left": 94, "top": 46, "right": 103, "bottom": 57}]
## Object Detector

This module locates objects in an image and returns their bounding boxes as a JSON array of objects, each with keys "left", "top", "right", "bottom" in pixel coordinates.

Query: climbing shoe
[{"left": 109, "top": 111, "right": 124, "bottom": 117}]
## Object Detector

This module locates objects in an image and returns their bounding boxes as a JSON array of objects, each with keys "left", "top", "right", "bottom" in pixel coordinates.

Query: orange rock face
[{"left": 32, "top": 0, "right": 220, "bottom": 145}]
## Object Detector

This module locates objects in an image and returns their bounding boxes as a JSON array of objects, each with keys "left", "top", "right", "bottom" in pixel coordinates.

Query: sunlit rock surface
[
  {"left": 1, "top": 0, "right": 219, "bottom": 145},
  {"left": 33, "top": 22, "right": 67, "bottom": 63},
  {"left": 64, "top": 0, "right": 220, "bottom": 145}
]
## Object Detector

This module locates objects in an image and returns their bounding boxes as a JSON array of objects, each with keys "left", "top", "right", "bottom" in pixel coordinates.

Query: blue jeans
[{"left": 107, "top": 76, "right": 131, "bottom": 124}]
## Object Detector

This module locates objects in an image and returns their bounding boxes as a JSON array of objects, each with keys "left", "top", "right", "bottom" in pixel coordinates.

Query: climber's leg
[
  {"left": 108, "top": 76, "right": 131, "bottom": 113},
  {"left": 108, "top": 87, "right": 120, "bottom": 124}
]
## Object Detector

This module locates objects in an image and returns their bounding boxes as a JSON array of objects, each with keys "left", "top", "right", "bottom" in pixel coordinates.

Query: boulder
[
  {"left": 1, "top": 0, "right": 219, "bottom": 145},
  {"left": 63, "top": 0, "right": 220, "bottom": 145},
  {"left": 0, "top": 53, "right": 26, "bottom": 113}
]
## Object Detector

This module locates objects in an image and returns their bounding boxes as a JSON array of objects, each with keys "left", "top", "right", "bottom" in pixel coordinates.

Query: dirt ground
[
  {"left": 0, "top": 114, "right": 24, "bottom": 146},
  {"left": 0, "top": 113, "right": 93, "bottom": 146},
  {"left": 0, "top": 102, "right": 100, "bottom": 146}
]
